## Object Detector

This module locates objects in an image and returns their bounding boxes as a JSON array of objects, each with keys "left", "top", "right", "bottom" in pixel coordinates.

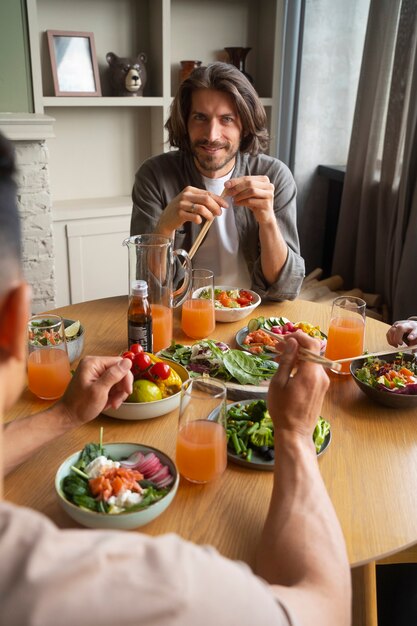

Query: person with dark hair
[
  {"left": 0, "top": 132, "right": 134, "bottom": 474},
  {"left": 0, "top": 131, "right": 351, "bottom": 625},
  {"left": 131, "top": 62, "right": 304, "bottom": 301}
]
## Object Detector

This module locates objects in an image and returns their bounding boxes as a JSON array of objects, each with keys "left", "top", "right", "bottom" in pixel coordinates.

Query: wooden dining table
[{"left": 4, "top": 296, "right": 417, "bottom": 626}]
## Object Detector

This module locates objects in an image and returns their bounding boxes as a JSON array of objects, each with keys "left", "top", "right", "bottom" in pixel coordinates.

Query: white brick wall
[{"left": 14, "top": 140, "right": 56, "bottom": 312}]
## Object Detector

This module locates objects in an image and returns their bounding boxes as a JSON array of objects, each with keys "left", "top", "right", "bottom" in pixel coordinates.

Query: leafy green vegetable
[
  {"left": 160, "top": 340, "right": 278, "bottom": 385},
  {"left": 74, "top": 443, "right": 103, "bottom": 471},
  {"left": 226, "top": 401, "right": 330, "bottom": 462}
]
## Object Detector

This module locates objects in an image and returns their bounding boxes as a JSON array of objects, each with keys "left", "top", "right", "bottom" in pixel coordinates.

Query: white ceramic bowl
[
  {"left": 196, "top": 286, "right": 261, "bottom": 323},
  {"left": 55, "top": 442, "right": 179, "bottom": 530},
  {"left": 101, "top": 360, "right": 189, "bottom": 420},
  {"left": 64, "top": 318, "right": 85, "bottom": 364}
]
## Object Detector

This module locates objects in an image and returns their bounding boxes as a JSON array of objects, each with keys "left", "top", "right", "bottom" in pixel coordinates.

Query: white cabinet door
[{"left": 66, "top": 216, "right": 130, "bottom": 304}]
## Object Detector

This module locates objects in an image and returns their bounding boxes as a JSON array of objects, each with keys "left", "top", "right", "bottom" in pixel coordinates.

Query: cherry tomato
[
  {"left": 149, "top": 361, "right": 171, "bottom": 380},
  {"left": 239, "top": 289, "right": 254, "bottom": 302},
  {"left": 237, "top": 297, "right": 250, "bottom": 307},
  {"left": 133, "top": 352, "right": 152, "bottom": 371},
  {"left": 122, "top": 350, "right": 135, "bottom": 361},
  {"left": 130, "top": 343, "right": 144, "bottom": 355}
]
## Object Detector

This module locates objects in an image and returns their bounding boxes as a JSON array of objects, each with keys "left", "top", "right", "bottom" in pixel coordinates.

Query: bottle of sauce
[{"left": 127, "top": 280, "right": 152, "bottom": 352}]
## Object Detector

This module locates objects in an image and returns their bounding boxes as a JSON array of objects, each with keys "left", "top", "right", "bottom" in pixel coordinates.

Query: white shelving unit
[{"left": 26, "top": 0, "right": 284, "bottom": 306}]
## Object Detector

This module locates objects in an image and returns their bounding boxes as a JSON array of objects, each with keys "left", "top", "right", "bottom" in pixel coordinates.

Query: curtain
[{"left": 331, "top": 0, "right": 417, "bottom": 323}]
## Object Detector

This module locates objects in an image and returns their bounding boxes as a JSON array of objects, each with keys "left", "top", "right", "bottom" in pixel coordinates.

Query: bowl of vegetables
[
  {"left": 64, "top": 318, "right": 85, "bottom": 363},
  {"left": 196, "top": 286, "right": 261, "bottom": 323},
  {"left": 56, "top": 438, "right": 179, "bottom": 530},
  {"left": 350, "top": 351, "right": 417, "bottom": 409},
  {"left": 210, "top": 399, "right": 331, "bottom": 470},
  {"left": 102, "top": 346, "right": 189, "bottom": 420},
  {"left": 236, "top": 316, "right": 327, "bottom": 357}
]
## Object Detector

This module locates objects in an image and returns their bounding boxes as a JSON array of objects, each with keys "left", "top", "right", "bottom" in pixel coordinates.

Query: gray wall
[
  {"left": 294, "top": 0, "right": 370, "bottom": 274},
  {"left": 0, "top": 0, "right": 33, "bottom": 113}
]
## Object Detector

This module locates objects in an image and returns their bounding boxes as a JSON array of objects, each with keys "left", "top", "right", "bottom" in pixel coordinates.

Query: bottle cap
[{"left": 131, "top": 280, "right": 148, "bottom": 297}]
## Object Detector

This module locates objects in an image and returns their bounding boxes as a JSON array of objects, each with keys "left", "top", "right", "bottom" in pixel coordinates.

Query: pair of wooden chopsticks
[
  {"left": 188, "top": 189, "right": 227, "bottom": 261},
  {"left": 335, "top": 345, "right": 417, "bottom": 364},
  {"left": 258, "top": 326, "right": 342, "bottom": 372}
]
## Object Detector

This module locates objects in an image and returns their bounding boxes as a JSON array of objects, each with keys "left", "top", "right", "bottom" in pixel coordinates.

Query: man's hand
[
  {"left": 386, "top": 319, "right": 417, "bottom": 347},
  {"left": 267, "top": 331, "right": 330, "bottom": 440},
  {"left": 223, "top": 175, "right": 275, "bottom": 225},
  {"left": 4, "top": 356, "right": 134, "bottom": 475},
  {"left": 58, "top": 356, "right": 134, "bottom": 427},
  {"left": 155, "top": 186, "right": 228, "bottom": 237}
]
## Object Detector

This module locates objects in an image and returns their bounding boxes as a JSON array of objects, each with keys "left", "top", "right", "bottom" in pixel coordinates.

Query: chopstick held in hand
[{"left": 188, "top": 189, "right": 227, "bottom": 261}]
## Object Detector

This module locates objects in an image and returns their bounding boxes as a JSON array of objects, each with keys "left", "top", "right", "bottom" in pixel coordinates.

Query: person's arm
[
  {"left": 4, "top": 356, "right": 133, "bottom": 475},
  {"left": 255, "top": 333, "right": 351, "bottom": 626},
  {"left": 386, "top": 319, "right": 417, "bottom": 347}
]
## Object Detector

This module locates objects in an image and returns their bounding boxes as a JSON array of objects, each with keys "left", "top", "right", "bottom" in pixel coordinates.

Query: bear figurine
[{"left": 106, "top": 51, "right": 147, "bottom": 97}]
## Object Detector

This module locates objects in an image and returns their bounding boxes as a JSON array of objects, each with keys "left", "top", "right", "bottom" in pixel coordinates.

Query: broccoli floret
[
  {"left": 260, "top": 415, "right": 273, "bottom": 430},
  {"left": 248, "top": 399, "right": 268, "bottom": 422},
  {"left": 250, "top": 425, "right": 274, "bottom": 448}
]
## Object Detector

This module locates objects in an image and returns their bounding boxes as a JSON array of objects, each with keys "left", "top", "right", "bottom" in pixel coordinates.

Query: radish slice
[
  {"left": 120, "top": 451, "right": 145, "bottom": 469},
  {"left": 156, "top": 475, "right": 174, "bottom": 488}
]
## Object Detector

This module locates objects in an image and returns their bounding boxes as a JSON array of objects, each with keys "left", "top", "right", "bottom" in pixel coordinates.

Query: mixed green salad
[
  {"left": 355, "top": 353, "right": 417, "bottom": 394},
  {"left": 160, "top": 339, "right": 278, "bottom": 385},
  {"left": 226, "top": 399, "right": 330, "bottom": 462},
  {"left": 61, "top": 435, "right": 174, "bottom": 515}
]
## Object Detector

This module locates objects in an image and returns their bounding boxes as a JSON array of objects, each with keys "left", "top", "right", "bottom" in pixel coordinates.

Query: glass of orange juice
[
  {"left": 325, "top": 296, "right": 366, "bottom": 374},
  {"left": 181, "top": 269, "right": 215, "bottom": 339},
  {"left": 176, "top": 376, "right": 227, "bottom": 484},
  {"left": 27, "top": 315, "right": 72, "bottom": 400}
]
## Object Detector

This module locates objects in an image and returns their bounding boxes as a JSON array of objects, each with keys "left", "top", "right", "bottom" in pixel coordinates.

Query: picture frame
[{"left": 47, "top": 30, "right": 101, "bottom": 97}]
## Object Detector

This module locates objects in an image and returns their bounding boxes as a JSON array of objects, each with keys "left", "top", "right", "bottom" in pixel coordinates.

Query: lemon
[
  {"left": 65, "top": 320, "right": 81, "bottom": 339},
  {"left": 127, "top": 379, "right": 162, "bottom": 403}
]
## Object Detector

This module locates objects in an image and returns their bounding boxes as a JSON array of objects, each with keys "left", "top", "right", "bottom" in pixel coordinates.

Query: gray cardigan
[{"left": 131, "top": 150, "right": 305, "bottom": 301}]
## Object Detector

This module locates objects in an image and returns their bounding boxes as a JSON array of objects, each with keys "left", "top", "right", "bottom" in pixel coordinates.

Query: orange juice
[
  {"left": 28, "top": 348, "right": 71, "bottom": 399},
  {"left": 325, "top": 317, "right": 365, "bottom": 374},
  {"left": 151, "top": 304, "right": 173, "bottom": 352},
  {"left": 181, "top": 299, "right": 215, "bottom": 339},
  {"left": 176, "top": 420, "right": 227, "bottom": 483}
]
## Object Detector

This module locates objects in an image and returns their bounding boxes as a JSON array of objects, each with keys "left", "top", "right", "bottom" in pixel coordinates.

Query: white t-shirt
[{"left": 192, "top": 173, "right": 252, "bottom": 287}]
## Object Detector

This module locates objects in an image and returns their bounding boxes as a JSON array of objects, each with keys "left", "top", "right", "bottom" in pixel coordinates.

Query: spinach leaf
[
  {"left": 62, "top": 474, "right": 89, "bottom": 498},
  {"left": 74, "top": 442, "right": 103, "bottom": 470},
  {"left": 223, "top": 350, "right": 278, "bottom": 384}
]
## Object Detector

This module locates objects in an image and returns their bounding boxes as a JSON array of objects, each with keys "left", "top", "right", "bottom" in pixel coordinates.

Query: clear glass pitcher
[{"left": 123, "top": 234, "right": 192, "bottom": 352}]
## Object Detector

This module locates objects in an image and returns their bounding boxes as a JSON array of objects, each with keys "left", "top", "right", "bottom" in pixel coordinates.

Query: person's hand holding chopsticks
[{"left": 154, "top": 185, "right": 228, "bottom": 238}]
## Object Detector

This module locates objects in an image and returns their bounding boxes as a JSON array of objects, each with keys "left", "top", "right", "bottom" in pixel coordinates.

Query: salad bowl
[
  {"left": 195, "top": 285, "right": 261, "bottom": 323},
  {"left": 101, "top": 360, "right": 189, "bottom": 420},
  {"left": 56, "top": 442, "right": 179, "bottom": 530},
  {"left": 350, "top": 352, "right": 417, "bottom": 409}
]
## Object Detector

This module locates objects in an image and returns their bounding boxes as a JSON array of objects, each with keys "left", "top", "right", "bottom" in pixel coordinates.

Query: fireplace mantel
[{"left": 0, "top": 113, "right": 54, "bottom": 141}]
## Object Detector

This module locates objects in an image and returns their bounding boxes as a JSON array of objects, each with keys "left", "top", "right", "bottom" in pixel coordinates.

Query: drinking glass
[
  {"left": 325, "top": 296, "right": 366, "bottom": 374},
  {"left": 176, "top": 376, "right": 227, "bottom": 484},
  {"left": 27, "top": 314, "right": 72, "bottom": 399},
  {"left": 181, "top": 269, "right": 215, "bottom": 339}
]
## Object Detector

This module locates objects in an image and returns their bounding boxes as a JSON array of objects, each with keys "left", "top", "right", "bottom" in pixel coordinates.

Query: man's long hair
[{"left": 165, "top": 62, "right": 269, "bottom": 156}]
